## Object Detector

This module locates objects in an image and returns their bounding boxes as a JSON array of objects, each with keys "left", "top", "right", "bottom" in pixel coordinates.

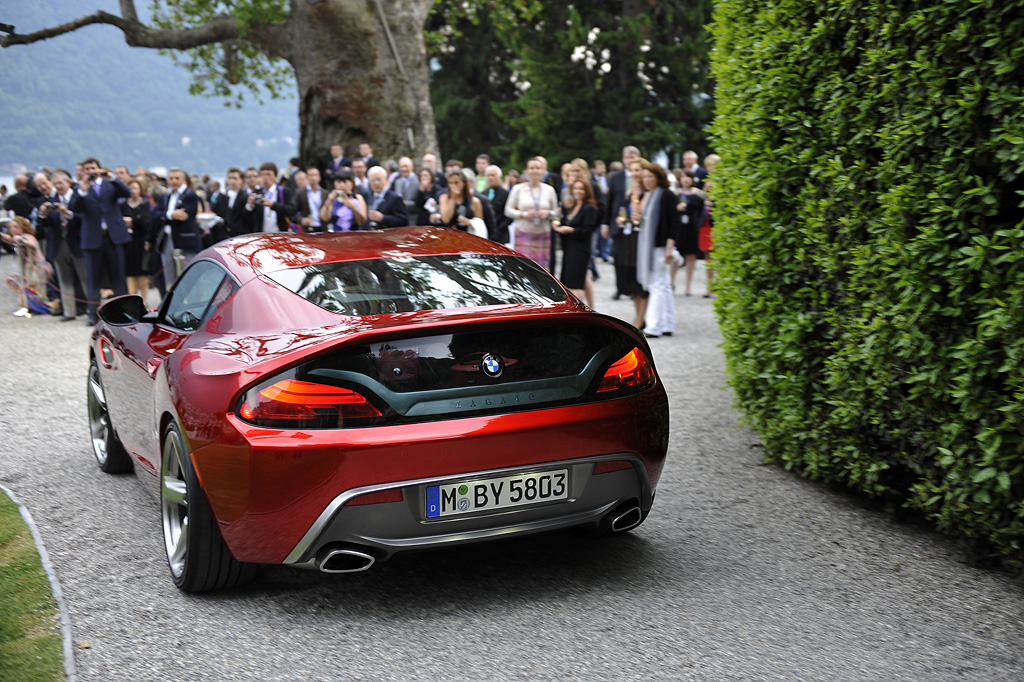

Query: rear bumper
[
  {"left": 285, "top": 454, "right": 652, "bottom": 566},
  {"left": 191, "top": 386, "right": 668, "bottom": 563}
]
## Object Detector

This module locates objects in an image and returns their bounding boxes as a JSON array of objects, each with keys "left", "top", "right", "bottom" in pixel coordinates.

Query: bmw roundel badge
[{"left": 481, "top": 353, "right": 504, "bottom": 378}]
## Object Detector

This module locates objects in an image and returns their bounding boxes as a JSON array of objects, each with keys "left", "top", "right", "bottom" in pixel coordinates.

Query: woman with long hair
[
  {"left": 504, "top": 157, "right": 559, "bottom": 268},
  {"left": 551, "top": 178, "right": 598, "bottom": 306},
  {"left": 1, "top": 216, "right": 55, "bottom": 317},
  {"left": 439, "top": 170, "right": 483, "bottom": 230},
  {"left": 414, "top": 167, "right": 441, "bottom": 225},
  {"left": 121, "top": 178, "right": 152, "bottom": 298},
  {"left": 637, "top": 161, "right": 681, "bottom": 337},
  {"left": 319, "top": 170, "right": 368, "bottom": 231}
]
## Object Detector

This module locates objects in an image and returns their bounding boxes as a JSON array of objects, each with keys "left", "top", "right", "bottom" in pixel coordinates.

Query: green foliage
[
  {"left": 427, "top": 0, "right": 713, "bottom": 170},
  {"left": 0, "top": 492, "right": 63, "bottom": 682},
  {"left": 711, "top": 0, "right": 1024, "bottom": 568},
  {"left": 426, "top": 1, "right": 519, "bottom": 164},
  {"left": 148, "top": 0, "right": 291, "bottom": 106}
]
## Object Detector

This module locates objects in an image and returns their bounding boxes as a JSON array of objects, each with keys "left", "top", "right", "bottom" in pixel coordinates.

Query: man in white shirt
[
  {"left": 245, "top": 162, "right": 295, "bottom": 232},
  {"left": 295, "top": 167, "right": 328, "bottom": 232}
]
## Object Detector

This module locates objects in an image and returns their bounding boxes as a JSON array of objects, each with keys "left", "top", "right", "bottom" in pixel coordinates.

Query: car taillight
[
  {"left": 597, "top": 347, "right": 654, "bottom": 395},
  {"left": 238, "top": 379, "right": 382, "bottom": 428}
]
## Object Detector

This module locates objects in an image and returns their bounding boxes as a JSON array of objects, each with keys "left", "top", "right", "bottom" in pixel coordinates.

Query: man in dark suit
[
  {"left": 43, "top": 171, "right": 87, "bottom": 320},
  {"left": 483, "top": 165, "right": 511, "bottom": 244},
  {"left": 294, "top": 166, "right": 329, "bottom": 232},
  {"left": 323, "top": 144, "right": 352, "bottom": 187},
  {"left": 3, "top": 174, "right": 35, "bottom": 218},
  {"left": 212, "top": 167, "right": 251, "bottom": 240},
  {"left": 366, "top": 166, "right": 408, "bottom": 229},
  {"left": 245, "top": 162, "right": 296, "bottom": 232},
  {"left": 389, "top": 157, "right": 419, "bottom": 225},
  {"left": 149, "top": 167, "right": 203, "bottom": 290},
  {"left": 358, "top": 142, "right": 381, "bottom": 170},
  {"left": 604, "top": 146, "right": 642, "bottom": 300},
  {"left": 68, "top": 158, "right": 132, "bottom": 324}
]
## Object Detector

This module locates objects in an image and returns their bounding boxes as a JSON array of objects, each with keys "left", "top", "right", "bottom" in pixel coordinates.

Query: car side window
[{"left": 163, "top": 261, "right": 230, "bottom": 332}]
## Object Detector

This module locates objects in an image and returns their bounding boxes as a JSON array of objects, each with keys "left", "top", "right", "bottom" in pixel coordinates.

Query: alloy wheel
[
  {"left": 161, "top": 429, "right": 190, "bottom": 579},
  {"left": 87, "top": 363, "right": 110, "bottom": 466}
]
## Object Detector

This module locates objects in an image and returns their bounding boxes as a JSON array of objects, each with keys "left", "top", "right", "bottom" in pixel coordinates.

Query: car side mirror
[{"left": 97, "top": 295, "right": 149, "bottom": 326}]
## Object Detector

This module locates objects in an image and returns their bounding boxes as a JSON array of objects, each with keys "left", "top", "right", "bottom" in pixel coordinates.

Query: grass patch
[{"left": 0, "top": 490, "right": 64, "bottom": 681}]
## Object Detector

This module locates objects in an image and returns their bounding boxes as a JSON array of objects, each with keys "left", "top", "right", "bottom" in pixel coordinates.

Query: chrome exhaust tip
[
  {"left": 610, "top": 505, "right": 643, "bottom": 533},
  {"left": 316, "top": 546, "right": 376, "bottom": 573}
]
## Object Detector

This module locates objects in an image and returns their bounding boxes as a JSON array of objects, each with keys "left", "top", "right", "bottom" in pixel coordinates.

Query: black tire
[
  {"left": 87, "top": 358, "right": 133, "bottom": 473},
  {"left": 161, "top": 422, "right": 256, "bottom": 592}
]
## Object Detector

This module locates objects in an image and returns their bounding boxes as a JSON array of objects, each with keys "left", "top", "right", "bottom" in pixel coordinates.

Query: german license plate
[{"left": 425, "top": 469, "right": 569, "bottom": 519}]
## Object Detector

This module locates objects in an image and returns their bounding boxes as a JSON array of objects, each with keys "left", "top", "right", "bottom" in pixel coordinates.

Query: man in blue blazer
[
  {"left": 148, "top": 168, "right": 203, "bottom": 290},
  {"left": 68, "top": 157, "right": 131, "bottom": 324}
]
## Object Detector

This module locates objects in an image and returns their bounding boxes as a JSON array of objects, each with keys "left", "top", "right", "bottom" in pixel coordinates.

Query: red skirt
[{"left": 698, "top": 224, "right": 714, "bottom": 253}]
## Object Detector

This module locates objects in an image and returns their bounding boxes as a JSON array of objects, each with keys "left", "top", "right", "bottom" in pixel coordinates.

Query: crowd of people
[{"left": 0, "top": 142, "right": 718, "bottom": 336}]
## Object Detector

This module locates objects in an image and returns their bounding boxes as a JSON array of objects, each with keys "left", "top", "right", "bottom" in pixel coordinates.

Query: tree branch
[{"left": 0, "top": 7, "right": 289, "bottom": 61}]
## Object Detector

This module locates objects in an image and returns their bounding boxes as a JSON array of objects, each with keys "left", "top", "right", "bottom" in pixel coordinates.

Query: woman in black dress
[
  {"left": 552, "top": 179, "right": 598, "bottom": 306},
  {"left": 120, "top": 178, "right": 152, "bottom": 299},
  {"left": 439, "top": 170, "right": 483, "bottom": 231},
  {"left": 675, "top": 169, "right": 705, "bottom": 296}
]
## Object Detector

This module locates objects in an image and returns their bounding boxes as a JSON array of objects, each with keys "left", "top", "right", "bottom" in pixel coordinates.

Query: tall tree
[
  {"left": 425, "top": 1, "right": 518, "bottom": 166},
  {"left": 0, "top": 0, "right": 439, "bottom": 170},
  {"left": 484, "top": 0, "right": 714, "bottom": 169}
]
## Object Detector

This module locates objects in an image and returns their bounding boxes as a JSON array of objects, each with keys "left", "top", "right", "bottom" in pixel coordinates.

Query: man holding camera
[
  {"left": 246, "top": 162, "right": 296, "bottom": 232},
  {"left": 68, "top": 157, "right": 131, "bottom": 324}
]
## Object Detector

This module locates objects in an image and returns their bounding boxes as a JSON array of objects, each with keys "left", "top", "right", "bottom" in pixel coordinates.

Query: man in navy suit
[
  {"left": 148, "top": 167, "right": 203, "bottom": 291},
  {"left": 323, "top": 144, "right": 352, "bottom": 187},
  {"left": 68, "top": 157, "right": 131, "bottom": 324},
  {"left": 245, "top": 162, "right": 296, "bottom": 232},
  {"left": 366, "top": 166, "right": 408, "bottom": 229}
]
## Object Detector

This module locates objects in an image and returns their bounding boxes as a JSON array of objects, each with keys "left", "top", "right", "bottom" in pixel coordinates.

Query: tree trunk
[{"left": 290, "top": 0, "right": 438, "bottom": 171}]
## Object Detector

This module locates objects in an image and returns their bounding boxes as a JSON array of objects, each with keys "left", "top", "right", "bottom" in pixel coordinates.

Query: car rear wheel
[
  {"left": 161, "top": 422, "right": 256, "bottom": 592},
  {"left": 87, "top": 358, "right": 132, "bottom": 473}
]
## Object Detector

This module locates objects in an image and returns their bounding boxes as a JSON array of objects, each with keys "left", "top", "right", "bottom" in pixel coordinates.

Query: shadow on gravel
[{"left": 205, "top": 529, "right": 682, "bottom": 613}]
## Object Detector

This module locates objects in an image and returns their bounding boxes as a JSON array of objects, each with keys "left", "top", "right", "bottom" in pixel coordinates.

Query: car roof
[{"left": 203, "top": 227, "right": 516, "bottom": 284}]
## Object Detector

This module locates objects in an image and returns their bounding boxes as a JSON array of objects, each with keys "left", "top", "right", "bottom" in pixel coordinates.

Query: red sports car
[{"left": 88, "top": 228, "right": 669, "bottom": 592}]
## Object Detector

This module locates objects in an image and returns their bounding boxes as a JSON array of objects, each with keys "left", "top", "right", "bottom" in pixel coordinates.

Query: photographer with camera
[
  {"left": 67, "top": 157, "right": 131, "bottom": 325},
  {"left": 319, "top": 171, "right": 368, "bottom": 232},
  {"left": 246, "top": 162, "right": 296, "bottom": 232}
]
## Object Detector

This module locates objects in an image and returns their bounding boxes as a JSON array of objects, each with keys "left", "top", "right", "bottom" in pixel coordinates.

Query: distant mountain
[{"left": 0, "top": 0, "right": 299, "bottom": 175}]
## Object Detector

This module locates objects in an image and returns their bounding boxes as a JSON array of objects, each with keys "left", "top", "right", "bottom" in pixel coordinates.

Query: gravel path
[{"left": 0, "top": 250, "right": 1021, "bottom": 681}]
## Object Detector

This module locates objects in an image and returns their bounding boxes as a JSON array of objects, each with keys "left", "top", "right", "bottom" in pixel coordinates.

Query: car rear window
[{"left": 266, "top": 254, "right": 567, "bottom": 316}]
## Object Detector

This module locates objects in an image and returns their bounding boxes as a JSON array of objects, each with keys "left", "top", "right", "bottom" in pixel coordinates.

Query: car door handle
[{"left": 147, "top": 357, "right": 163, "bottom": 377}]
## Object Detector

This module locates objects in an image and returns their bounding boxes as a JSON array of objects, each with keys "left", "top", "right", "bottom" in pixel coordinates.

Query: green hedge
[{"left": 710, "top": 0, "right": 1024, "bottom": 567}]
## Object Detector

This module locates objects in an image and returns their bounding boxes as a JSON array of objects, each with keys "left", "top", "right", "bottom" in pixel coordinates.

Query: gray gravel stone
[{"left": 0, "top": 251, "right": 1021, "bottom": 681}]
